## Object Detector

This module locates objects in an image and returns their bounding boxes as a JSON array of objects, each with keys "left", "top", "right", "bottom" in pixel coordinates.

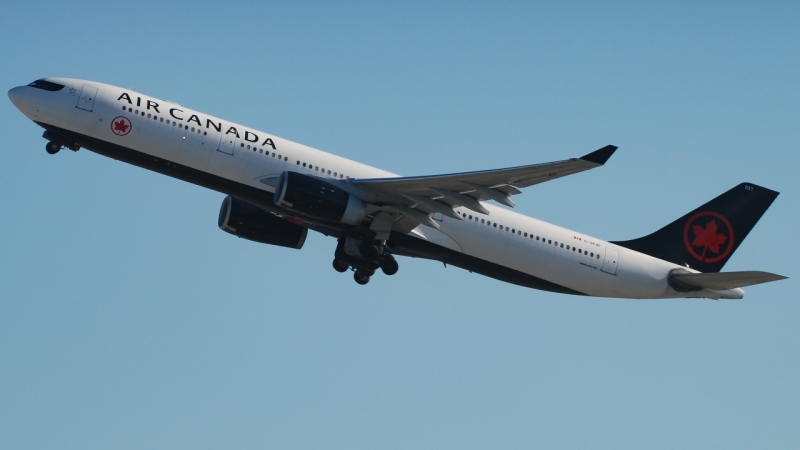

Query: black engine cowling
[
  {"left": 273, "top": 171, "right": 366, "bottom": 225},
  {"left": 218, "top": 196, "right": 307, "bottom": 249}
]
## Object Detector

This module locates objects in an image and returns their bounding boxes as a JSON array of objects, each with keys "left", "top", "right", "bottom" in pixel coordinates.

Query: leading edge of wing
[{"left": 351, "top": 145, "right": 618, "bottom": 191}]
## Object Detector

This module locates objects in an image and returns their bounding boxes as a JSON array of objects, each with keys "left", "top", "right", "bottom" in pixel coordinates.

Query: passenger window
[
  {"left": 560, "top": 243, "right": 563, "bottom": 248},
  {"left": 511, "top": 229, "right": 515, "bottom": 233},
  {"left": 123, "top": 106, "right": 127, "bottom": 111},
  {"left": 147, "top": 114, "right": 151, "bottom": 118}
]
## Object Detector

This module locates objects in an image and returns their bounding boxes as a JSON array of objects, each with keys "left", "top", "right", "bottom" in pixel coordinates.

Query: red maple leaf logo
[
  {"left": 683, "top": 211, "right": 735, "bottom": 264},
  {"left": 110, "top": 116, "right": 132, "bottom": 136},
  {"left": 691, "top": 219, "right": 728, "bottom": 261},
  {"left": 113, "top": 119, "right": 129, "bottom": 133}
]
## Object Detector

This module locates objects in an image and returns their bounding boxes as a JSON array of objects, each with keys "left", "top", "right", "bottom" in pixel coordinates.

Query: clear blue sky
[{"left": 1, "top": 2, "right": 798, "bottom": 448}]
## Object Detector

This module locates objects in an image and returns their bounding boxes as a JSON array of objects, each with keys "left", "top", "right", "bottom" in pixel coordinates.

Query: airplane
[{"left": 8, "top": 78, "right": 787, "bottom": 299}]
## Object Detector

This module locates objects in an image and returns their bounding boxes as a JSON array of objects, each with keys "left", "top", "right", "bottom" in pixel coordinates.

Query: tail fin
[{"left": 612, "top": 183, "right": 779, "bottom": 272}]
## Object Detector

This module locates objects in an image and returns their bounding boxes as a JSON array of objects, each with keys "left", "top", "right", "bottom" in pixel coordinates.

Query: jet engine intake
[
  {"left": 273, "top": 171, "right": 366, "bottom": 225},
  {"left": 218, "top": 196, "right": 307, "bottom": 249}
]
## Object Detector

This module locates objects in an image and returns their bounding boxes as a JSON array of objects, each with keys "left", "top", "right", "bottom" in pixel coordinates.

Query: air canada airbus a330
[{"left": 8, "top": 78, "right": 787, "bottom": 299}]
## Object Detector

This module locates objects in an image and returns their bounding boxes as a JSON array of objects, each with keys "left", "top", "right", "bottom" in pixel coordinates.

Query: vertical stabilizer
[{"left": 612, "top": 183, "right": 779, "bottom": 272}]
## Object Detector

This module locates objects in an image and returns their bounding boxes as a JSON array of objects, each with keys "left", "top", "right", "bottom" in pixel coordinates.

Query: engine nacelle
[
  {"left": 218, "top": 196, "right": 307, "bottom": 249},
  {"left": 273, "top": 171, "right": 366, "bottom": 225}
]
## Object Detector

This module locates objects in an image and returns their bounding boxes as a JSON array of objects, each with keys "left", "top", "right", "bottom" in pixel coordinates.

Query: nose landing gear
[
  {"left": 45, "top": 141, "right": 61, "bottom": 155},
  {"left": 42, "top": 131, "right": 80, "bottom": 155}
]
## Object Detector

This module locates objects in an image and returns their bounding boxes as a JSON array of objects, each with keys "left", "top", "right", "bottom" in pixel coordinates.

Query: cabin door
[
  {"left": 217, "top": 132, "right": 236, "bottom": 155},
  {"left": 75, "top": 85, "right": 98, "bottom": 112},
  {"left": 601, "top": 247, "right": 619, "bottom": 275}
]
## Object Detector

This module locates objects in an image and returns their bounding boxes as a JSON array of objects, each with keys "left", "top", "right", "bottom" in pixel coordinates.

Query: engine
[
  {"left": 218, "top": 196, "right": 307, "bottom": 249},
  {"left": 273, "top": 171, "right": 366, "bottom": 225}
]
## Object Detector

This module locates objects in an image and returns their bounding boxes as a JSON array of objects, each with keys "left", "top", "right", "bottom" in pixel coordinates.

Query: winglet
[{"left": 580, "top": 145, "right": 617, "bottom": 165}]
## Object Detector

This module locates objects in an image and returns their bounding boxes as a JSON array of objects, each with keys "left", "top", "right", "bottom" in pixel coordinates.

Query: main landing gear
[{"left": 332, "top": 235, "right": 399, "bottom": 285}]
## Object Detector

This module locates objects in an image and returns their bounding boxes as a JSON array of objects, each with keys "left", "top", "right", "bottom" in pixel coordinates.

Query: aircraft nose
[{"left": 8, "top": 86, "right": 25, "bottom": 108}]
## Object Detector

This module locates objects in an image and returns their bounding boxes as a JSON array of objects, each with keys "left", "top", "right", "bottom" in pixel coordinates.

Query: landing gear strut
[{"left": 45, "top": 141, "right": 61, "bottom": 155}]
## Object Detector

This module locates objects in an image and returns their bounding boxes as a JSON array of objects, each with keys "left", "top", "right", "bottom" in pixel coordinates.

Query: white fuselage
[{"left": 9, "top": 78, "right": 745, "bottom": 299}]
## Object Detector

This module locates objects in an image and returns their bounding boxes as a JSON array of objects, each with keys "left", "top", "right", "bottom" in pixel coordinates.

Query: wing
[{"left": 349, "top": 145, "right": 617, "bottom": 230}]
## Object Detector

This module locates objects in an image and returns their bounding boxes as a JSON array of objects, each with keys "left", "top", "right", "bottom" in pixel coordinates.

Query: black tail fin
[{"left": 612, "top": 183, "right": 779, "bottom": 273}]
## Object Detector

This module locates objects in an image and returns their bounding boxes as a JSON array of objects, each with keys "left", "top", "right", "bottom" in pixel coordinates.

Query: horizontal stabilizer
[{"left": 668, "top": 270, "right": 787, "bottom": 292}]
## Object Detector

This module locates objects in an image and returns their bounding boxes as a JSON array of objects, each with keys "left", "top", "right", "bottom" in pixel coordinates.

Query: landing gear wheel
[
  {"left": 332, "top": 259, "right": 349, "bottom": 273},
  {"left": 46, "top": 141, "right": 61, "bottom": 155},
  {"left": 354, "top": 270, "right": 371, "bottom": 285},
  {"left": 380, "top": 254, "right": 399, "bottom": 276}
]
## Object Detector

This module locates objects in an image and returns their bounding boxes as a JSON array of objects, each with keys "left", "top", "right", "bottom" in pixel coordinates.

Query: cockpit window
[{"left": 27, "top": 79, "right": 64, "bottom": 91}]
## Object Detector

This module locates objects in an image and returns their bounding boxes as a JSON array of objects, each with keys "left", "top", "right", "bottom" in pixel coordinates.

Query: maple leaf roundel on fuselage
[
  {"left": 683, "top": 211, "right": 734, "bottom": 263},
  {"left": 111, "top": 116, "right": 132, "bottom": 136}
]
